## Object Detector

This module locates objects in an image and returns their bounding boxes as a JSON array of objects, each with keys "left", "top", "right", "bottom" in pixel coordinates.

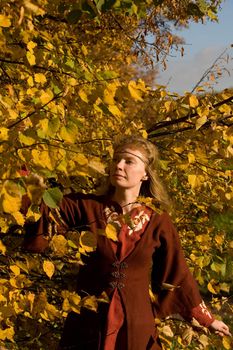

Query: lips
[{"left": 113, "top": 174, "right": 125, "bottom": 178}]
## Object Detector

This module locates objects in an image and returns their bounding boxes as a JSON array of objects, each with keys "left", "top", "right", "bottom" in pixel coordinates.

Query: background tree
[{"left": 0, "top": 0, "right": 232, "bottom": 349}]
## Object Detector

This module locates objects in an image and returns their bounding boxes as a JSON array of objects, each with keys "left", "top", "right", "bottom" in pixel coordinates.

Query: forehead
[{"left": 114, "top": 147, "right": 147, "bottom": 163}]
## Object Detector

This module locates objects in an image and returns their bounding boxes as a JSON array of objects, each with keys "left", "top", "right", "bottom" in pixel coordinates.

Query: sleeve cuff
[{"left": 191, "top": 300, "right": 215, "bottom": 327}]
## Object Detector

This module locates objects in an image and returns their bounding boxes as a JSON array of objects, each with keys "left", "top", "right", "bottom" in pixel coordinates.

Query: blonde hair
[{"left": 105, "top": 135, "right": 171, "bottom": 211}]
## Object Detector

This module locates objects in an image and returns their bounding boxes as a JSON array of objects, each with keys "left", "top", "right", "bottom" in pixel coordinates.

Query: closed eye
[{"left": 125, "top": 159, "right": 134, "bottom": 164}]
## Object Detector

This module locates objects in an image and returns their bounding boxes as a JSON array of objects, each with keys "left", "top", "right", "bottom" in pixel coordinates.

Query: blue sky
[{"left": 156, "top": 0, "right": 233, "bottom": 94}]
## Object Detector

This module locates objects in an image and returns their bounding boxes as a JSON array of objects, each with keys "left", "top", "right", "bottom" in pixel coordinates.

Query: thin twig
[{"left": 191, "top": 47, "right": 229, "bottom": 93}]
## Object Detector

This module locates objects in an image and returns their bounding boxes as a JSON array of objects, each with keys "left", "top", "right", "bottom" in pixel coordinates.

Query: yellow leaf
[
  {"left": 173, "top": 146, "right": 183, "bottom": 154},
  {"left": 199, "top": 334, "right": 209, "bottom": 347},
  {"left": 50, "top": 235, "right": 68, "bottom": 256},
  {"left": 45, "top": 302, "right": 60, "bottom": 320},
  {"left": 34, "top": 73, "right": 47, "bottom": 84},
  {"left": 27, "top": 41, "right": 37, "bottom": 52},
  {"left": 197, "top": 106, "right": 209, "bottom": 118},
  {"left": 26, "top": 51, "right": 36, "bottom": 65},
  {"left": 222, "top": 336, "right": 231, "bottom": 350},
  {"left": 15, "top": 260, "right": 29, "bottom": 274},
  {"left": 74, "top": 153, "right": 88, "bottom": 166},
  {"left": 60, "top": 124, "right": 78, "bottom": 143},
  {"left": 80, "top": 231, "right": 97, "bottom": 253},
  {"left": 81, "top": 44, "right": 88, "bottom": 56},
  {"left": 0, "top": 127, "right": 9, "bottom": 141},
  {"left": 149, "top": 289, "right": 157, "bottom": 304},
  {"left": 188, "top": 174, "right": 197, "bottom": 189},
  {"left": 160, "top": 90, "right": 167, "bottom": 98},
  {"left": 139, "top": 129, "right": 148, "bottom": 139},
  {"left": 188, "top": 153, "right": 195, "bottom": 164},
  {"left": 0, "top": 294, "right": 7, "bottom": 302},
  {"left": 189, "top": 95, "right": 199, "bottom": 108},
  {"left": 0, "top": 217, "right": 8, "bottom": 234},
  {"left": 19, "top": 133, "right": 35, "bottom": 146},
  {"left": 40, "top": 89, "right": 54, "bottom": 104},
  {"left": 8, "top": 109, "right": 18, "bottom": 120},
  {"left": 81, "top": 295, "right": 98, "bottom": 311},
  {"left": 68, "top": 78, "right": 77, "bottom": 86},
  {"left": 103, "top": 82, "right": 119, "bottom": 105},
  {"left": 219, "top": 104, "right": 231, "bottom": 115},
  {"left": 31, "top": 149, "right": 53, "bottom": 170},
  {"left": 26, "top": 206, "right": 41, "bottom": 222},
  {"left": 128, "top": 80, "right": 143, "bottom": 101},
  {"left": 69, "top": 293, "right": 82, "bottom": 308},
  {"left": 43, "top": 260, "right": 55, "bottom": 279},
  {"left": 10, "top": 265, "right": 21, "bottom": 276},
  {"left": 160, "top": 325, "right": 174, "bottom": 338},
  {"left": 27, "top": 292, "right": 35, "bottom": 312},
  {"left": 24, "top": 1, "right": 45, "bottom": 15},
  {"left": 211, "top": 262, "right": 226, "bottom": 275},
  {"left": 62, "top": 298, "right": 70, "bottom": 312},
  {"left": 219, "top": 283, "right": 230, "bottom": 293},
  {"left": 196, "top": 115, "right": 207, "bottom": 130},
  {"left": 215, "top": 234, "right": 224, "bottom": 245},
  {"left": 26, "top": 87, "right": 38, "bottom": 96},
  {"left": 0, "top": 327, "right": 15, "bottom": 342},
  {"left": 105, "top": 223, "right": 118, "bottom": 242},
  {"left": 1, "top": 190, "right": 22, "bottom": 214},
  {"left": 0, "top": 14, "right": 11, "bottom": 27},
  {"left": 108, "top": 105, "right": 122, "bottom": 118},
  {"left": 78, "top": 89, "right": 88, "bottom": 102},
  {"left": 88, "top": 158, "right": 106, "bottom": 174},
  {"left": 182, "top": 327, "right": 194, "bottom": 345},
  {"left": 0, "top": 240, "right": 6, "bottom": 255},
  {"left": 164, "top": 100, "right": 172, "bottom": 112},
  {"left": 12, "top": 211, "right": 25, "bottom": 226},
  {"left": 62, "top": 291, "right": 81, "bottom": 313},
  {"left": 97, "top": 291, "right": 109, "bottom": 304},
  {"left": 207, "top": 282, "right": 217, "bottom": 294},
  {"left": 37, "top": 118, "right": 50, "bottom": 137}
]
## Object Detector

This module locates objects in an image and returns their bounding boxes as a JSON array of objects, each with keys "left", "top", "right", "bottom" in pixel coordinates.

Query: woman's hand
[{"left": 209, "top": 319, "right": 232, "bottom": 337}]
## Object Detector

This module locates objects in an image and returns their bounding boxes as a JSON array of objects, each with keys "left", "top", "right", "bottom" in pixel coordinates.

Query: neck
[{"left": 112, "top": 188, "right": 140, "bottom": 213}]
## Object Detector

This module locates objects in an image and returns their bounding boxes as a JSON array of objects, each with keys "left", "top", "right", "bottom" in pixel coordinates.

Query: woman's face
[{"left": 109, "top": 147, "right": 148, "bottom": 193}]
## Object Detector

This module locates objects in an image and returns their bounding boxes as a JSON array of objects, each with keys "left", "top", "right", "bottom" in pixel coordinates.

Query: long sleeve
[
  {"left": 151, "top": 212, "right": 207, "bottom": 322},
  {"left": 22, "top": 193, "right": 85, "bottom": 253},
  {"left": 191, "top": 301, "right": 215, "bottom": 327},
  {"left": 21, "top": 195, "right": 50, "bottom": 252}
]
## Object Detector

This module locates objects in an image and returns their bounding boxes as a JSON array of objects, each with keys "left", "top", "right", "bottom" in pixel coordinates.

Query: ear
[{"left": 142, "top": 174, "right": 148, "bottom": 181}]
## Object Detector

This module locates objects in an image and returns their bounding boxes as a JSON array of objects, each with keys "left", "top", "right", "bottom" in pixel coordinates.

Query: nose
[
  {"left": 114, "top": 159, "right": 124, "bottom": 169},
  {"left": 115, "top": 159, "right": 124, "bottom": 169}
]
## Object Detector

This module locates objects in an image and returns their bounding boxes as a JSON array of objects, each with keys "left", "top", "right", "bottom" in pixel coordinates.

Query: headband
[{"left": 114, "top": 150, "right": 148, "bottom": 165}]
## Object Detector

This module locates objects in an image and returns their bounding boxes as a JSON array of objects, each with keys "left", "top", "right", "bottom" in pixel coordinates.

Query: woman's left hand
[{"left": 209, "top": 319, "right": 232, "bottom": 337}]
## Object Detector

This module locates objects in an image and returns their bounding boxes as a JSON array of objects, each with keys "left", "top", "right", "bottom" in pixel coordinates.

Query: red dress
[{"left": 23, "top": 193, "right": 214, "bottom": 350}]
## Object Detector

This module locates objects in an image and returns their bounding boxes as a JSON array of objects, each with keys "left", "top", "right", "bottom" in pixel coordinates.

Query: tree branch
[{"left": 147, "top": 95, "right": 233, "bottom": 135}]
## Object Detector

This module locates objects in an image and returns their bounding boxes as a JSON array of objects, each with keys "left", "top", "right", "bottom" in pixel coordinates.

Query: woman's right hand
[{"left": 209, "top": 319, "right": 232, "bottom": 337}]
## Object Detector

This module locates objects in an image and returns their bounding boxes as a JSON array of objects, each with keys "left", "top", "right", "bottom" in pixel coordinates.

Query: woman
[{"left": 24, "top": 135, "right": 230, "bottom": 349}]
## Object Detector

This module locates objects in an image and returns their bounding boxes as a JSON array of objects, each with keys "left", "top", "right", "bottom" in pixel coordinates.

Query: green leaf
[
  {"left": 43, "top": 187, "right": 63, "bottom": 209},
  {"left": 94, "top": 0, "right": 106, "bottom": 12}
]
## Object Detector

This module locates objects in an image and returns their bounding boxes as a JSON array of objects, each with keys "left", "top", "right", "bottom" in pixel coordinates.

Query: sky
[{"left": 156, "top": 0, "right": 233, "bottom": 94}]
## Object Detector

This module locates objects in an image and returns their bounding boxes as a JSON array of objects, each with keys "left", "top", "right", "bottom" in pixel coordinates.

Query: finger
[
  {"left": 222, "top": 327, "right": 231, "bottom": 336},
  {"left": 215, "top": 331, "right": 224, "bottom": 337}
]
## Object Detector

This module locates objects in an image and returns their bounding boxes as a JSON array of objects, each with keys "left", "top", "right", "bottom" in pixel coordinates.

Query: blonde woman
[{"left": 24, "top": 135, "right": 230, "bottom": 349}]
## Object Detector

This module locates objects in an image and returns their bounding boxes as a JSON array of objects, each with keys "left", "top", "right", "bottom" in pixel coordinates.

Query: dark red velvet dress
[{"left": 23, "top": 193, "right": 214, "bottom": 350}]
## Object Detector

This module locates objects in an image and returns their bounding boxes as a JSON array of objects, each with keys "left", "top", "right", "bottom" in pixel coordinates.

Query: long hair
[{"left": 103, "top": 135, "right": 171, "bottom": 211}]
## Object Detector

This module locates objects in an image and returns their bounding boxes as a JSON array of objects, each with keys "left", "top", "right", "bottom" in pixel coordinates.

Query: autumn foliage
[{"left": 0, "top": 0, "right": 232, "bottom": 349}]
